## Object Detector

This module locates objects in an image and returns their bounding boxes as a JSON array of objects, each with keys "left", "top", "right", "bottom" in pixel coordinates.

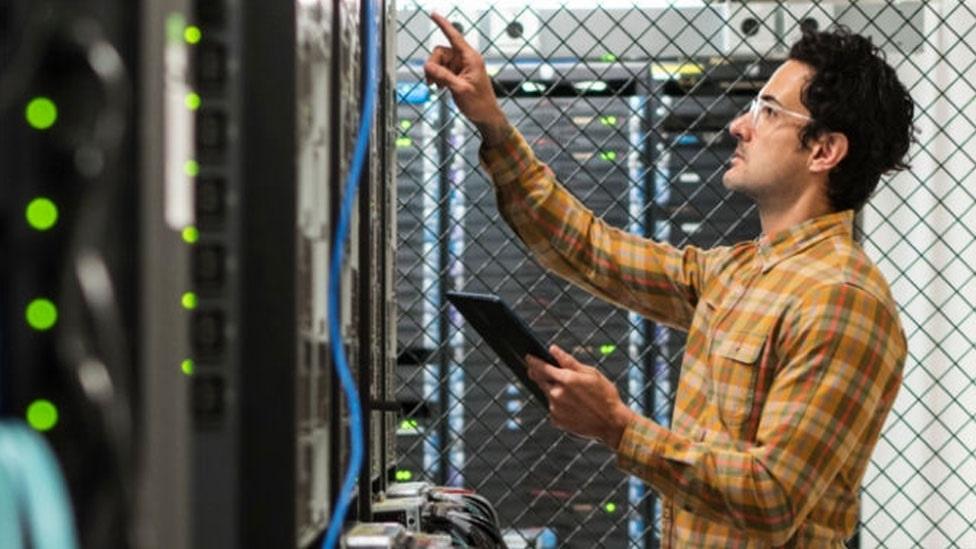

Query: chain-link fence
[{"left": 391, "top": 1, "right": 976, "bottom": 547}]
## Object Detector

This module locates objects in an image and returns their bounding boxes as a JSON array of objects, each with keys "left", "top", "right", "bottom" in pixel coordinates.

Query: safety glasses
[{"left": 748, "top": 96, "right": 813, "bottom": 128}]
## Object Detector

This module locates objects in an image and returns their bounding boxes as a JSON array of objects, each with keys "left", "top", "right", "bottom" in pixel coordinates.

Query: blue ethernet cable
[{"left": 323, "top": 1, "right": 379, "bottom": 548}]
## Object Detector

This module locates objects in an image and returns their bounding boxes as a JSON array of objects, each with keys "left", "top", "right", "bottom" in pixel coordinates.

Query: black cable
[
  {"left": 429, "top": 492, "right": 500, "bottom": 539},
  {"left": 425, "top": 515, "right": 473, "bottom": 547},
  {"left": 461, "top": 493, "right": 499, "bottom": 526},
  {"left": 461, "top": 500, "right": 494, "bottom": 527},
  {"left": 425, "top": 492, "right": 505, "bottom": 547},
  {"left": 447, "top": 511, "right": 506, "bottom": 548}
]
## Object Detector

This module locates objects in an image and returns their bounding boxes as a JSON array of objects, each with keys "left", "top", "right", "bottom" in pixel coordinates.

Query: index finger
[{"left": 431, "top": 12, "right": 471, "bottom": 53}]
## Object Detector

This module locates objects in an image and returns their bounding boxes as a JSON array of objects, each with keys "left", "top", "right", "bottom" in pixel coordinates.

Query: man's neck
[{"left": 758, "top": 194, "right": 833, "bottom": 241}]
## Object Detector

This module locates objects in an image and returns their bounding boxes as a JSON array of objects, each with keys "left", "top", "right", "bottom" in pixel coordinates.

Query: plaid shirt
[{"left": 480, "top": 128, "right": 906, "bottom": 548}]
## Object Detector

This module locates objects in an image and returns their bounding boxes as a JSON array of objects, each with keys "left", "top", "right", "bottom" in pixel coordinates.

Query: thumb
[{"left": 550, "top": 345, "right": 584, "bottom": 372}]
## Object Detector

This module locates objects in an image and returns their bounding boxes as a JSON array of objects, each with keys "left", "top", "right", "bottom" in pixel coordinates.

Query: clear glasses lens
[{"left": 745, "top": 98, "right": 768, "bottom": 127}]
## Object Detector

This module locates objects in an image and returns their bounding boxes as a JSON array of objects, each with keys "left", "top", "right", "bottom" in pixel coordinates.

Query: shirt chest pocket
[{"left": 709, "top": 331, "right": 767, "bottom": 433}]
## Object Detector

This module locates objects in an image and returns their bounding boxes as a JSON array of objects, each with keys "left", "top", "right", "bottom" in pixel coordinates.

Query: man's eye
[{"left": 762, "top": 106, "right": 776, "bottom": 117}]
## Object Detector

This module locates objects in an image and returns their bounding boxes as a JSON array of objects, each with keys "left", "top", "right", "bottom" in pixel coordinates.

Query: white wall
[{"left": 860, "top": 1, "right": 976, "bottom": 546}]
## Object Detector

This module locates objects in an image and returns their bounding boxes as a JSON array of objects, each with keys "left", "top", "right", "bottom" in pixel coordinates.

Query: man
[{"left": 424, "top": 12, "right": 914, "bottom": 547}]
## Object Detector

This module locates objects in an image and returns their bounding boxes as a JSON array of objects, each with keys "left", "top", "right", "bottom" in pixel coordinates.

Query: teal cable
[
  {"left": 0, "top": 457, "right": 21, "bottom": 549},
  {"left": 0, "top": 422, "right": 79, "bottom": 549}
]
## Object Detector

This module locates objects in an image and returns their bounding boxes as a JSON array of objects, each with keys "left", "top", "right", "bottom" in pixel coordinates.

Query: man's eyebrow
[{"left": 759, "top": 93, "right": 784, "bottom": 106}]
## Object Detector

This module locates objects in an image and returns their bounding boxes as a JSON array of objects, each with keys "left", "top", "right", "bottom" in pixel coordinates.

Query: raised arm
[
  {"left": 423, "top": 13, "right": 511, "bottom": 147},
  {"left": 423, "top": 12, "right": 714, "bottom": 327}
]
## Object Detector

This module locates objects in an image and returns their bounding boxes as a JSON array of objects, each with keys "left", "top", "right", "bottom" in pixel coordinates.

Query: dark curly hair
[{"left": 788, "top": 27, "right": 916, "bottom": 212}]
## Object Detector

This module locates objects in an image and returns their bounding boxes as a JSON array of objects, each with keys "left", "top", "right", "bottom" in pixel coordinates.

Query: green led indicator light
[
  {"left": 604, "top": 502, "right": 617, "bottom": 514},
  {"left": 181, "top": 292, "right": 198, "bottom": 310},
  {"left": 600, "top": 151, "right": 617, "bottom": 161},
  {"left": 399, "top": 119, "right": 412, "bottom": 130},
  {"left": 25, "top": 97, "right": 58, "bottom": 130},
  {"left": 601, "top": 53, "right": 617, "bottom": 62},
  {"left": 27, "top": 399, "right": 59, "bottom": 432},
  {"left": 184, "top": 25, "right": 202, "bottom": 45},
  {"left": 399, "top": 419, "right": 419, "bottom": 431},
  {"left": 182, "top": 226, "right": 199, "bottom": 244},
  {"left": 26, "top": 298, "right": 58, "bottom": 331},
  {"left": 600, "top": 344, "right": 617, "bottom": 356},
  {"left": 181, "top": 359, "right": 195, "bottom": 376},
  {"left": 184, "top": 160, "right": 199, "bottom": 177},
  {"left": 395, "top": 137, "right": 412, "bottom": 148},
  {"left": 395, "top": 469, "right": 414, "bottom": 481},
  {"left": 185, "top": 92, "right": 201, "bottom": 110},
  {"left": 26, "top": 197, "right": 59, "bottom": 231},
  {"left": 600, "top": 115, "right": 618, "bottom": 127}
]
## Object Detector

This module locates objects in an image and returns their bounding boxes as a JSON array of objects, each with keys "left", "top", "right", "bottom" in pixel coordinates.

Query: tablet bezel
[{"left": 445, "top": 291, "right": 557, "bottom": 407}]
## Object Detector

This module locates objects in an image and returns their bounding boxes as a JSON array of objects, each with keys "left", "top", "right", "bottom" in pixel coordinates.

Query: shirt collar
[{"left": 756, "top": 210, "right": 854, "bottom": 272}]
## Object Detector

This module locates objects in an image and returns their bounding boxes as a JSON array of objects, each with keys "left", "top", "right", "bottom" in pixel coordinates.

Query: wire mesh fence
[{"left": 392, "top": 1, "right": 976, "bottom": 547}]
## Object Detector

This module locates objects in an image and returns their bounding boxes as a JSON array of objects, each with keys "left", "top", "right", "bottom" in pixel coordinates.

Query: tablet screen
[{"left": 446, "top": 291, "right": 557, "bottom": 406}]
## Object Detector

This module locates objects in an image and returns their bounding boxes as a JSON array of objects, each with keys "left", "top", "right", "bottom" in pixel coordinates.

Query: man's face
[{"left": 723, "top": 60, "right": 816, "bottom": 203}]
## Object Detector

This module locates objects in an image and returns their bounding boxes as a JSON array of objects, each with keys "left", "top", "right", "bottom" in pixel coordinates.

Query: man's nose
[{"left": 728, "top": 112, "right": 751, "bottom": 141}]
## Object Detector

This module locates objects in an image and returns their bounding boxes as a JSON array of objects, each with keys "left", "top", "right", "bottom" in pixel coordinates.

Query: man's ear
[{"left": 809, "top": 131, "right": 849, "bottom": 174}]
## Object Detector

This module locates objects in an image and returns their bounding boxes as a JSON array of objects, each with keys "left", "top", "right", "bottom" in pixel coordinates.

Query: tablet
[{"left": 446, "top": 291, "right": 557, "bottom": 406}]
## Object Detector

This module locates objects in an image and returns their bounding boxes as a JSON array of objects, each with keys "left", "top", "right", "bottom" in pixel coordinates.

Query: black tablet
[{"left": 446, "top": 291, "right": 557, "bottom": 406}]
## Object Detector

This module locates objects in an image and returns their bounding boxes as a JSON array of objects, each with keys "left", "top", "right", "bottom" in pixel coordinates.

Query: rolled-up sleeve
[{"left": 479, "top": 128, "right": 716, "bottom": 331}]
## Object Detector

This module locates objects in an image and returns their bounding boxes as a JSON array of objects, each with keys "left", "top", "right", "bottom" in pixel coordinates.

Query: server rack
[
  {"left": 295, "top": 0, "right": 334, "bottom": 541},
  {"left": 187, "top": 0, "right": 305, "bottom": 545},
  {"left": 188, "top": 0, "right": 398, "bottom": 544},
  {"left": 394, "top": 80, "right": 468, "bottom": 490},
  {"left": 377, "top": 0, "right": 401, "bottom": 505},
  {"left": 1, "top": 1, "right": 193, "bottom": 547},
  {"left": 450, "top": 62, "right": 652, "bottom": 548},
  {"left": 358, "top": 0, "right": 399, "bottom": 509},
  {"left": 326, "top": 0, "right": 399, "bottom": 529},
  {"left": 188, "top": 1, "right": 246, "bottom": 546},
  {"left": 393, "top": 77, "right": 445, "bottom": 486}
]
